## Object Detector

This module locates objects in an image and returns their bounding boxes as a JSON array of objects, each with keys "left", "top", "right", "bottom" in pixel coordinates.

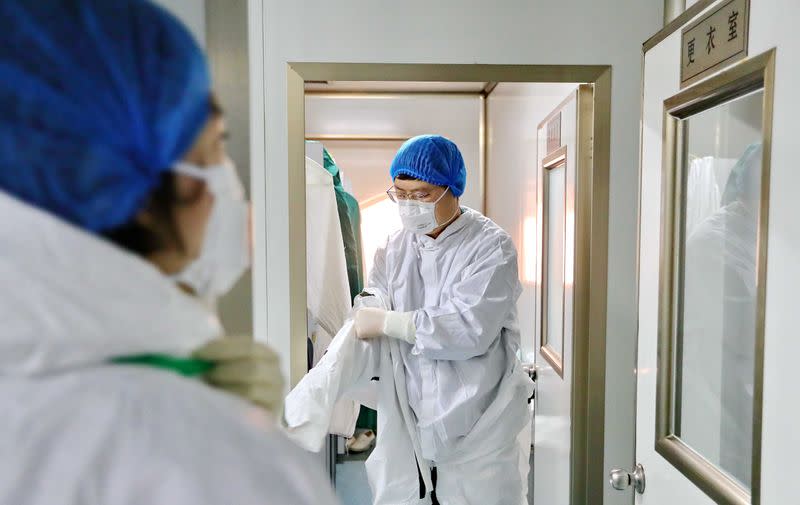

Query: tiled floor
[{"left": 335, "top": 460, "right": 372, "bottom": 505}]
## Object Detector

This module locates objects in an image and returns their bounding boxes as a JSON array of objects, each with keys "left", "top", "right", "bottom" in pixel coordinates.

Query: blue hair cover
[{"left": 0, "top": 0, "right": 210, "bottom": 231}]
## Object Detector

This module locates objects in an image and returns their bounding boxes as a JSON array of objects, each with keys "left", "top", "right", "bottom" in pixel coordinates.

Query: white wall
[
  {"left": 252, "top": 2, "right": 662, "bottom": 503},
  {"left": 743, "top": 1, "right": 800, "bottom": 501},
  {"left": 486, "top": 82, "right": 579, "bottom": 361},
  {"left": 154, "top": 0, "right": 205, "bottom": 47},
  {"left": 305, "top": 94, "right": 483, "bottom": 210},
  {"left": 205, "top": 0, "right": 253, "bottom": 336}
]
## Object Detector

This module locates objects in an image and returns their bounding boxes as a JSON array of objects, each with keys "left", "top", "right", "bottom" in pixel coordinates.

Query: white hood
[{"left": 0, "top": 190, "right": 222, "bottom": 376}]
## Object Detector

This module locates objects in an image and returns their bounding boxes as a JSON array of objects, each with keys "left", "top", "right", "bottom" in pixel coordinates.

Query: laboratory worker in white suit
[
  {"left": 286, "top": 135, "right": 534, "bottom": 505},
  {"left": 0, "top": 1, "right": 337, "bottom": 504}
]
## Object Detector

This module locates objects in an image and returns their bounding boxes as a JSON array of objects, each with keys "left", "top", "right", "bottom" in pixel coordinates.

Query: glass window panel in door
[
  {"left": 544, "top": 163, "right": 566, "bottom": 360},
  {"left": 675, "top": 89, "right": 763, "bottom": 492}
]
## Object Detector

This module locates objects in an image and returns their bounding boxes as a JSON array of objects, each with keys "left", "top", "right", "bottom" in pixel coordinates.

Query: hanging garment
[
  {"left": 0, "top": 190, "right": 338, "bottom": 505},
  {"left": 323, "top": 147, "right": 365, "bottom": 302},
  {"left": 338, "top": 190, "right": 365, "bottom": 299},
  {"left": 305, "top": 156, "right": 361, "bottom": 436},
  {"left": 322, "top": 148, "right": 376, "bottom": 431},
  {"left": 305, "top": 156, "right": 351, "bottom": 340}
]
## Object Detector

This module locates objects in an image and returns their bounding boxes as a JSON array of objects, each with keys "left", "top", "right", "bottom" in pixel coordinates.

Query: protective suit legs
[{"left": 428, "top": 434, "right": 528, "bottom": 505}]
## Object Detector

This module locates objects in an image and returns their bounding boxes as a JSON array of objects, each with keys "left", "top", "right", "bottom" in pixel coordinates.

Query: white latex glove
[
  {"left": 193, "top": 336, "right": 285, "bottom": 416},
  {"left": 354, "top": 307, "right": 416, "bottom": 344}
]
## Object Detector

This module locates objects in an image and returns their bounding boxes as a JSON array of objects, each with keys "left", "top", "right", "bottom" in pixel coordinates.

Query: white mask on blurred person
[{"left": 172, "top": 158, "right": 251, "bottom": 298}]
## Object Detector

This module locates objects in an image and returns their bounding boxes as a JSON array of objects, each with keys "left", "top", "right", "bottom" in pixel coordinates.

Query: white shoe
[{"left": 346, "top": 430, "right": 375, "bottom": 453}]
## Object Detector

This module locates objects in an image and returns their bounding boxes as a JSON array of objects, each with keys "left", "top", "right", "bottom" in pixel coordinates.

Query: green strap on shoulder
[{"left": 111, "top": 354, "right": 214, "bottom": 377}]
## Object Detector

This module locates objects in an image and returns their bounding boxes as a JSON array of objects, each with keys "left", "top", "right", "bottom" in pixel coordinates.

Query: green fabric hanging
[
  {"left": 111, "top": 354, "right": 214, "bottom": 377},
  {"left": 322, "top": 148, "right": 365, "bottom": 302},
  {"left": 337, "top": 191, "right": 364, "bottom": 301}
]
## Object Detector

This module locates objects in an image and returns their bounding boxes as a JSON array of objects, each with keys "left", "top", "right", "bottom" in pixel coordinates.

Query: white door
[
  {"left": 533, "top": 86, "right": 599, "bottom": 505},
  {"left": 624, "top": 1, "right": 796, "bottom": 504},
  {"left": 532, "top": 90, "right": 577, "bottom": 505}
]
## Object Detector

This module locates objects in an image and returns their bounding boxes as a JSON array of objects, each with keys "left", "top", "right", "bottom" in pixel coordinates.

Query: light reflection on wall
[
  {"left": 360, "top": 197, "right": 402, "bottom": 280},
  {"left": 565, "top": 209, "right": 575, "bottom": 286},
  {"left": 522, "top": 216, "right": 537, "bottom": 284}
]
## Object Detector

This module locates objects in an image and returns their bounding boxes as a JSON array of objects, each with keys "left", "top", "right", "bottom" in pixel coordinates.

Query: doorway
[{"left": 289, "top": 64, "right": 611, "bottom": 505}]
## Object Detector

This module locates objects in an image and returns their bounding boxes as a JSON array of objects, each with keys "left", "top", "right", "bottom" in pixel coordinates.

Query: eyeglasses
[{"left": 386, "top": 186, "right": 441, "bottom": 203}]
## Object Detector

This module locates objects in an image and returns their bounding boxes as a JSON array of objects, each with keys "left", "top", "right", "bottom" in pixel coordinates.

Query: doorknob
[
  {"left": 521, "top": 363, "right": 537, "bottom": 381},
  {"left": 521, "top": 363, "right": 537, "bottom": 404},
  {"left": 609, "top": 464, "right": 646, "bottom": 494}
]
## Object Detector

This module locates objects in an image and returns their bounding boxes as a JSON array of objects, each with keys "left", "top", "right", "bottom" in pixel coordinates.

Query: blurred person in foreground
[{"left": 0, "top": 1, "right": 337, "bottom": 504}]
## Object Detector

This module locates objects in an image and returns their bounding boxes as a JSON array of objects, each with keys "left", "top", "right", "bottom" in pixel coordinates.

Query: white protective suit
[
  {"left": 0, "top": 190, "right": 338, "bottom": 505},
  {"left": 285, "top": 208, "right": 534, "bottom": 505}
]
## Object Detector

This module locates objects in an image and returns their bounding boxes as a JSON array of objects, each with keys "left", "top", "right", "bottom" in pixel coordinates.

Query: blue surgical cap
[
  {"left": 390, "top": 135, "right": 467, "bottom": 197},
  {"left": 0, "top": 0, "right": 211, "bottom": 232}
]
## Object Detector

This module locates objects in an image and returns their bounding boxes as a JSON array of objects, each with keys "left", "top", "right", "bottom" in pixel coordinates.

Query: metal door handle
[
  {"left": 521, "top": 363, "right": 537, "bottom": 404},
  {"left": 521, "top": 363, "right": 537, "bottom": 381},
  {"left": 609, "top": 464, "right": 646, "bottom": 494}
]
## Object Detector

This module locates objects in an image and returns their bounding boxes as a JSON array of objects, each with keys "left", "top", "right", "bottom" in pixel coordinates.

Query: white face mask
[
  {"left": 397, "top": 187, "right": 450, "bottom": 235},
  {"left": 172, "top": 158, "right": 251, "bottom": 298}
]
